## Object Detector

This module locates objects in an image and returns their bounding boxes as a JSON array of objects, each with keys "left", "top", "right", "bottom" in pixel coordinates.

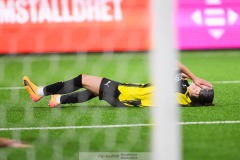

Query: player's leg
[
  {"left": 81, "top": 74, "right": 103, "bottom": 95},
  {"left": 43, "top": 74, "right": 83, "bottom": 95},
  {"left": 48, "top": 90, "right": 96, "bottom": 107},
  {"left": 23, "top": 75, "right": 83, "bottom": 102},
  {"left": 42, "top": 74, "right": 102, "bottom": 96},
  {"left": 48, "top": 74, "right": 102, "bottom": 107},
  {"left": 49, "top": 76, "right": 126, "bottom": 107},
  {"left": 23, "top": 74, "right": 102, "bottom": 102}
]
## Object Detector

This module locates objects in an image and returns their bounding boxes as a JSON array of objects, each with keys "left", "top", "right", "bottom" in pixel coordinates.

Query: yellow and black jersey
[
  {"left": 175, "top": 72, "right": 192, "bottom": 106},
  {"left": 99, "top": 78, "right": 153, "bottom": 107},
  {"left": 99, "top": 75, "right": 191, "bottom": 107},
  {"left": 118, "top": 83, "right": 153, "bottom": 107},
  {"left": 176, "top": 80, "right": 191, "bottom": 106}
]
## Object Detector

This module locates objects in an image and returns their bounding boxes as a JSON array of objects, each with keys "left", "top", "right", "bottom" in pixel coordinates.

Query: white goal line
[
  {"left": 0, "top": 120, "right": 240, "bottom": 131},
  {"left": 0, "top": 80, "right": 240, "bottom": 90}
]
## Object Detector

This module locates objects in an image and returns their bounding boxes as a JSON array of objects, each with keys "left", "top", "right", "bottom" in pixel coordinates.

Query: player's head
[{"left": 188, "top": 83, "right": 214, "bottom": 106}]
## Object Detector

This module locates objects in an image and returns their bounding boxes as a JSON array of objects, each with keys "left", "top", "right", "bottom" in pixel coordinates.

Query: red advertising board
[{"left": 0, "top": 0, "right": 150, "bottom": 54}]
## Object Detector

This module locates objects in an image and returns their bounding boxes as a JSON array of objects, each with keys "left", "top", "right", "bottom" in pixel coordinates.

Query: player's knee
[
  {"left": 81, "top": 74, "right": 89, "bottom": 85},
  {"left": 81, "top": 73, "right": 86, "bottom": 80}
]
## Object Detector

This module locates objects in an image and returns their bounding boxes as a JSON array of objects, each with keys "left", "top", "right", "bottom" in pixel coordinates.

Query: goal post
[{"left": 150, "top": 0, "right": 181, "bottom": 160}]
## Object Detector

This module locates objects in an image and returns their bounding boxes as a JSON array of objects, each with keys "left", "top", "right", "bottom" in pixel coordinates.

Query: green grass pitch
[{"left": 0, "top": 51, "right": 240, "bottom": 160}]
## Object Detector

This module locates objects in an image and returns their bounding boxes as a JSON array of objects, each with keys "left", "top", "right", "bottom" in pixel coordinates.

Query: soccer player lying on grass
[{"left": 23, "top": 63, "right": 214, "bottom": 107}]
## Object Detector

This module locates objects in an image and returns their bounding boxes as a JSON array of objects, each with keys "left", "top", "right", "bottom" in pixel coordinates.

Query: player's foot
[
  {"left": 48, "top": 95, "right": 60, "bottom": 108},
  {"left": 23, "top": 76, "right": 42, "bottom": 102}
]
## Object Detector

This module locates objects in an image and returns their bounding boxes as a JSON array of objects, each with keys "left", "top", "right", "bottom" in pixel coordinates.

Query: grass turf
[{"left": 0, "top": 51, "right": 240, "bottom": 160}]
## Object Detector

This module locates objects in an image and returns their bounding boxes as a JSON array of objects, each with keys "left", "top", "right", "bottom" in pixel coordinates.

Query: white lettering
[
  {"left": 113, "top": 0, "right": 122, "bottom": 21},
  {"left": 51, "top": 0, "right": 62, "bottom": 22},
  {"left": 38, "top": 0, "right": 52, "bottom": 23},
  {"left": 16, "top": 0, "right": 29, "bottom": 24},
  {"left": 0, "top": 0, "right": 16, "bottom": 23},
  {"left": 61, "top": 0, "right": 72, "bottom": 22},
  {"left": 101, "top": 0, "right": 112, "bottom": 22},
  {"left": 87, "top": 0, "right": 101, "bottom": 21},
  {"left": 0, "top": 0, "right": 124, "bottom": 24},
  {"left": 28, "top": 0, "right": 38, "bottom": 23},
  {"left": 72, "top": 0, "right": 86, "bottom": 22}
]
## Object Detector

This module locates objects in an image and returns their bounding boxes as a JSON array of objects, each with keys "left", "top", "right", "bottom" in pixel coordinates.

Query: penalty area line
[{"left": 1, "top": 120, "right": 240, "bottom": 131}]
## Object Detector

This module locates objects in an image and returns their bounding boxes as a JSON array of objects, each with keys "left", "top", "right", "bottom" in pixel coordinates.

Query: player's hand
[{"left": 193, "top": 77, "right": 213, "bottom": 89}]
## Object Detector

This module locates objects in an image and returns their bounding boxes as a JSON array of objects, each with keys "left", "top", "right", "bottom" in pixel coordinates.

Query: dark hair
[{"left": 190, "top": 88, "right": 214, "bottom": 107}]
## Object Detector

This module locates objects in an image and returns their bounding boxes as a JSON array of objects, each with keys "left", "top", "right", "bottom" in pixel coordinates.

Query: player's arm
[
  {"left": 178, "top": 62, "right": 213, "bottom": 88},
  {"left": 181, "top": 73, "right": 189, "bottom": 80}
]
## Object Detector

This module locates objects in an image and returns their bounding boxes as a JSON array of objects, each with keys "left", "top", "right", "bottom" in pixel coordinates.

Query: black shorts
[{"left": 99, "top": 78, "right": 126, "bottom": 107}]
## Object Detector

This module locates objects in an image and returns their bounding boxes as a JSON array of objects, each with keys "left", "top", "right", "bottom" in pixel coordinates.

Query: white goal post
[{"left": 150, "top": 0, "right": 181, "bottom": 160}]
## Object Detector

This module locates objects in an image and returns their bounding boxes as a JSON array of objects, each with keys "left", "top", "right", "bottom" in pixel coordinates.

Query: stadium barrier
[
  {"left": 0, "top": 0, "right": 150, "bottom": 54},
  {"left": 1, "top": 0, "right": 240, "bottom": 54}
]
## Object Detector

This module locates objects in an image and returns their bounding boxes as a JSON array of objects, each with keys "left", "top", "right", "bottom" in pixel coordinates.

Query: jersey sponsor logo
[
  {"left": 104, "top": 81, "right": 111, "bottom": 87},
  {"left": 182, "top": 84, "right": 187, "bottom": 87}
]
